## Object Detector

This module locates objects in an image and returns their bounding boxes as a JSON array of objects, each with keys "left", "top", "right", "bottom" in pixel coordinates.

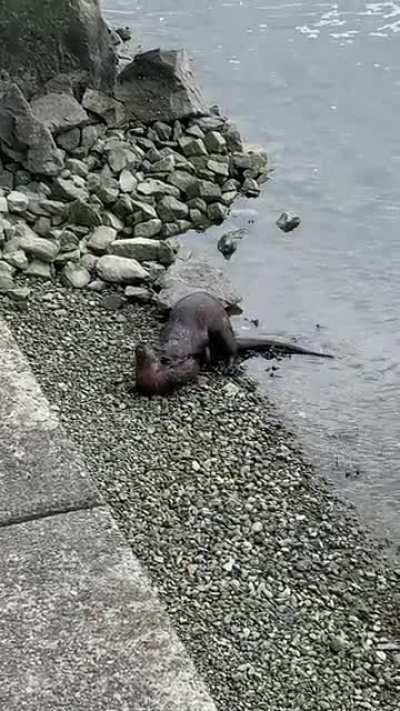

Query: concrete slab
[
  {"left": 0, "top": 506, "right": 215, "bottom": 711},
  {"left": 0, "top": 318, "right": 99, "bottom": 525}
]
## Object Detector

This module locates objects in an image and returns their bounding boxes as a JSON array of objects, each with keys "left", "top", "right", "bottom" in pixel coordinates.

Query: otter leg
[{"left": 208, "top": 318, "right": 238, "bottom": 366}]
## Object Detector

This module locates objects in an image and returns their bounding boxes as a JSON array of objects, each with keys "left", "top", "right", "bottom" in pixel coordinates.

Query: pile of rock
[{"left": 0, "top": 47, "right": 268, "bottom": 301}]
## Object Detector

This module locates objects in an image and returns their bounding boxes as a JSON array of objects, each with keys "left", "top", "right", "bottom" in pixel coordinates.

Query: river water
[{"left": 102, "top": 0, "right": 400, "bottom": 548}]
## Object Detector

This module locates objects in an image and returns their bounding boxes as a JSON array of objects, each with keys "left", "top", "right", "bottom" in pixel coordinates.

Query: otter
[{"left": 135, "top": 291, "right": 333, "bottom": 395}]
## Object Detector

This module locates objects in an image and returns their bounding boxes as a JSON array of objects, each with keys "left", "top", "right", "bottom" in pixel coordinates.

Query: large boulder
[
  {"left": 115, "top": 49, "right": 209, "bottom": 123},
  {"left": 0, "top": 0, "right": 117, "bottom": 98},
  {"left": 30, "top": 93, "right": 89, "bottom": 135},
  {"left": 156, "top": 257, "right": 242, "bottom": 313},
  {"left": 0, "top": 83, "right": 63, "bottom": 176}
]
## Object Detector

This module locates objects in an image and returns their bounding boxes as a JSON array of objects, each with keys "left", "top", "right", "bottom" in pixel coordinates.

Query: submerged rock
[
  {"left": 115, "top": 49, "right": 209, "bottom": 123},
  {"left": 276, "top": 211, "right": 301, "bottom": 233},
  {"left": 217, "top": 228, "right": 247, "bottom": 259}
]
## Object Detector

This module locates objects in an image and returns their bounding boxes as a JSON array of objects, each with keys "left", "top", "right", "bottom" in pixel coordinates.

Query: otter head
[{"left": 135, "top": 343, "right": 171, "bottom": 396}]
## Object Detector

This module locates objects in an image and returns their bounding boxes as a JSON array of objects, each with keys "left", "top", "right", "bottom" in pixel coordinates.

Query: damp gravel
[{"left": 1, "top": 280, "right": 400, "bottom": 711}]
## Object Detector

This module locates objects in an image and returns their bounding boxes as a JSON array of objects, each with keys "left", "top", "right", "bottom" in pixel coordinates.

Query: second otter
[{"left": 135, "top": 291, "right": 333, "bottom": 395}]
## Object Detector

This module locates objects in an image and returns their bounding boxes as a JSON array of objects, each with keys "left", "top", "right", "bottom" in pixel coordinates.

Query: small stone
[
  {"left": 185, "top": 124, "right": 205, "bottom": 139},
  {"left": 157, "top": 195, "right": 189, "bottom": 222},
  {"left": 204, "top": 131, "right": 227, "bottom": 153},
  {"left": 218, "top": 228, "right": 246, "bottom": 259},
  {"left": 276, "top": 212, "right": 301, "bottom": 233},
  {"left": 65, "top": 159, "right": 89, "bottom": 178},
  {"left": 61, "top": 262, "right": 91, "bottom": 288},
  {"left": 69, "top": 199, "right": 102, "bottom": 228},
  {"left": 7, "top": 190, "right": 29, "bottom": 213},
  {"left": 80, "top": 253, "right": 98, "bottom": 273},
  {"left": 207, "top": 202, "right": 228, "bottom": 223},
  {"left": 187, "top": 197, "right": 207, "bottom": 212},
  {"left": 130, "top": 200, "right": 158, "bottom": 223},
  {"left": 88, "top": 279, "right": 107, "bottom": 291},
  {"left": 96, "top": 255, "right": 149, "bottom": 284},
  {"left": 108, "top": 144, "right": 139, "bottom": 174},
  {"left": 179, "top": 136, "right": 208, "bottom": 157},
  {"left": 56, "top": 128, "right": 81, "bottom": 152},
  {"left": 124, "top": 286, "right": 152, "bottom": 303},
  {"left": 223, "top": 124, "right": 243, "bottom": 152},
  {"left": 207, "top": 159, "right": 229, "bottom": 178},
  {"left": 82, "top": 89, "right": 126, "bottom": 126},
  {"left": 93, "top": 177, "right": 120, "bottom": 205},
  {"left": 59, "top": 229, "right": 79, "bottom": 252},
  {"left": 137, "top": 179, "right": 180, "bottom": 199},
  {"left": 53, "top": 176, "right": 89, "bottom": 202},
  {"left": 110, "top": 237, "right": 175, "bottom": 266},
  {"left": 115, "top": 26, "right": 132, "bottom": 41},
  {"left": 39, "top": 200, "right": 66, "bottom": 217},
  {"left": 221, "top": 190, "right": 238, "bottom": 206},
  {"left": 192, "top": 460, "right": 201, "bottom": 472},
  {"left": 134, "top": 219, "right": 162, "bottom": 239},
  {"left": 81, "top": 124, "right": 105, "bottom": 151},
  {"left": 25, "top": 259, "right": 53, "bottom": 279},
  {"left": 87, "top": 226, "right": 117, "bottom": 254},
  {"left": 54, "top": 249, "right": 80, "bottom": 266},
  {"left": 102, "top": 212, "right": 124, "bottom": 232},
  {"left": 241, "top": 177, "right": 261, "bottom": 197},
  {"left": 197, "top": 180, "right": 222, "bottom": 203},
  {"left": 0, "top": 197, "right": 9, "bottom": 213},
  {"left": 251, "top": 521, "right": 263, "bottom": 533},
  {"left": 149, "top": 155, "right": 176, "bottom": 174},
  {"left": 34, "top": 217, "right": 52, "bottom": 237},
  {"left": 189, "top": 209, "right": 208, "bottom": 228},
  {"left": 14, "top": 224, "right": 59, "bottom": 262},
  {"left": 119, "top": 169, "right": 137, "bottom": 193},
  {"left": 3, "top": 248, "right": 29, "bottom": 270},
  {"left": 167, "top": 171, "right": 198, "bottom": 195},
  {"left": 9, "top": 286, "right": 31, "bottom": 301},
  {"left": 153, "top": 121, "right": 172, "bottom": 141}
]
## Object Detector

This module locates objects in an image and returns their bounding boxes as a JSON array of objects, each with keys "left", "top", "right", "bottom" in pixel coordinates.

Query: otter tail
[{"left": 235, "top": 335, "right": 334, "bottom": 359}]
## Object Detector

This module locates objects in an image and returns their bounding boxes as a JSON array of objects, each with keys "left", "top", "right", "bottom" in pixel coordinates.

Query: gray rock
[
  {"left": 7, "top": 190, "right": 29, "bottom": 213},
  {"left": 81, "top": 123, "right": 105, "bottom": 151},
  {"left": 102, "top": 211, "right": 124, "bottom": 232},
  {"left": 207, "top": 202, "right": 228, "bottom": 223},
  {"left": 241, "top": 177, "right": 261, "bottom": 197},
  {"left": 56, "top": 127, "right": 81, "bottom": 152},
  {"left": 134, "top": 219, "right": 162, "bottom": 239},
  {"left": 223, "top": 123, "right": 243, "bottom": 152},
  {"left": 0, "top": 169, "right": 14, "bottom": 189},
  {"left": 119, "top": 169, "right": 137, "bottom": 193},
  {"left": 204, "top": 131, "right": 227, "bottom": 153},
  {"left": 153, "top": 121, "right": 172, "bottom": 141},
  {"left": 178, "top": 136, "right": 208, "bottom": 157},
  {"left": 185, "top": 123, "right": 205, "bottom": 139},
  {"left": 157, "top": 195, "right": 189, "bottom": 222},
  {"left": 25, "top": 259, "right": 53, "bottom": 279},
  {"left": 52, "top": 176, "right": 89, "bottom": 202},
  {"left": 54, "top": 248, "right": 81, "bottom": 266},
  {"left": 143, "top": 260, "right": 166, "bottom": 281},
  {"left": 232, "top": 147, "right": 268, "bottom": 175},
  {"left": 112, "top": 194, "right": 133, "bottom": 221},
  {"left": 161, "top": 223, "right": 182, "bottom": 239},
  {"left": 96, "top": 254, "right": 149, "bottom": 284},
  {"left": 9, "top": 285, "right": 31, "bottom": 301},
  {"left": 157, "top": 257, "right": 241, "bottom": 312},
  {"left": 217, "top": 228, "right": 246, "bottom": 259},
  {"left": 93, "top": 176, "right": 120, "bottom": 205},
  {"left": 137, "top": 179, "right": 180, "bottom": 199},
  {"left": 34, "top": 216, "right": 52, "bottom": 237},
  {"left": 61, "top": 261, "right": 92, "bottom": 288},
  {"left": 88, "top": 278, "right": 107, "bottom": 291},
  {"left": 0, "top": 84, "right": 63, "bottom": 176},
  {"left": 167, "top": 170, "right": 199, "bottom": 195},
  {"left": 187, "top": 197, "right": 207, "bottom": 212},
  {"left": 220, "top": 190, "right": 237, "bottom": 206},
  {"left": 130, "top": 200, "right": 158, "bottom": 223},
  {"left": 0, "top": 0, "right": 117, "bottom": 98},
  {"left": 87, "top": 226, "right": 117, "bottom": 254},
  {"left": 115, "top": 49, "right": 209, "bottom": 123},
  {"left": 80, "top": 252, "right": 98, "bottom": 273},
  {"left": 69, "top": 199, "right": 102, "bottom": 228},
  {"left": 0, "top": 259, "right": 15, "bottom": 291},
  {"left": 65, "top": 159, "right": 88, "bottom": 178},
  {"left": 124, "top": 285, "right": 152, "bottom": 302},
  {"left": 107, "top": 144, "right": 140, "bottom": 174},
  {"left": 194, "top": 180, "right": 222, "bottom": 203},
  {"left": 189, "top": 209, "right": 209, "bottom": 229},
  {"left": 110, "top": 237, "right": 175, "bottom": 266},
  {"left": 13, "top": 223, "right": 59, "bottom": 262},
  {"left": 39, "top": 199, "right": 67, "bottom": 218},
  {"left": 207, "top": 159, "right": 229, "bottom": 178},
  {"left": 59, "top": 230, "right": 79, "bottom": 252},
  {"left": 276, "top": 211, "right": 301, "bottom": 233},
  {"left": 82, "top": 89, "right": 126, "bottom": 126},
  {"left": 30, "top": 93, "right": 89, "bottom": 135},
  {"left": 3, "top": 247, "right": 28, "bottom": 271},
  {"left": 149, "top": 155, "right": 176, "bottom": 173},
  {"left": 0, "top": 196, "right": 9, "bottom": 213}
]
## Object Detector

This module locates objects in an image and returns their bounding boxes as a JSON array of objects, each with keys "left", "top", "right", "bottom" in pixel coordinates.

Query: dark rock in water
[
  {"left": 0, "top": 84, "right": 63, "bottom": 176},
  {"left": 217, "top": 228, "right": 247, "bottom": 259},
  {"left": 115, "top": 26, "right": 132, "bottom": 42},
  {"left": 115, "top": 48, "right": 209, "bottom": 123},
  {"left": 30, "top": 93, "right": 89, "bottom": 135},
  {"left": 0, "top": 0, "right": 117, "bottom": 98},
  {"left": 276, "top": 212, "right": 301, "bottom": 233}
]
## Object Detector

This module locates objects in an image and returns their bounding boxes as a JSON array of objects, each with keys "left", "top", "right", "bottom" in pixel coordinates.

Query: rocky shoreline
[{"left": 1, "top": 281, "right": 400, "bottom": 711}]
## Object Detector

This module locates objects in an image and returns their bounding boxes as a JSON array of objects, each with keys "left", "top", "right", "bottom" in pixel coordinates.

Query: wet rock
[
  {"left": 0, "top": 0, "right": 117, "bottom": 97},
  {"left": 0, "top": 84, "right": 63, "bottom": 176},
  {"left": 110, "top": 237, "right": 175, "bottom": 266},
  {"left": 221, "top": 190, "right": 238, "bottom": 206},
  {"left": 204, "top": 131, "right": 227, "bottom": 153},
  {"left": 241, "top": 177, "right": 261, "bottom": 197},
  {"left": 96, "top": 254, "right": 149, "bottom": 284},
  {"left": 68, "top": 199, "right": 101, "bottom": 228},
  {"left": 157, "top": 195, "right": 189, "bottom": 222},
  {"left": 87, "top": 226, "right": 117, "bottom": 254},
  {"left": 133, "top": 219, "right": 162, "bottom": 240},
  {"left": 276, "top": 211, "right": 301, "bottom": 233},
  {"left": 124, "top": 285, "right": 152, "bottom": 303},
  {"left": 56, "top": 128, "right": 81, "bottom": 153},
  {"left": 6, "top": 190, "right": 29, "bottom": 213},
  {"left": 217, "top": 228, "right": 246, "bottom": 259},
  {"left": 82, "top": 89, "right": 126, "bottom": 126},
  {"left": 115, "top": 26, "right": 132, "bottom": 42},
  {"left": 232, "top": 146, "right": 268, "bottom": 176},
  {"left": 189, "top": 209, "right": 209, "bottom": 229},
  {"left": 30, "top": 93, "right": 89, "bottom": 135},
  {"left": 115, "top": 49, "right": 209, "bottom": 123},
  {"left": 207, "top": 202, "right": 228, "bottom": 223},
  {"left": 61, "top": 261, "right": 91, "bottom": 288},
  {"left": 156, "top": 257, "right": 241, "bottom": 312},
  {"left": 119, "top": 169, "right": 137, "bottom": 193}
]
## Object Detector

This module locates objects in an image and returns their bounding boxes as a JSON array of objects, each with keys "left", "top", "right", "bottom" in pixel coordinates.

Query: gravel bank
[{"left": 1, "top": 280, "right": 400, "bottom": 711}]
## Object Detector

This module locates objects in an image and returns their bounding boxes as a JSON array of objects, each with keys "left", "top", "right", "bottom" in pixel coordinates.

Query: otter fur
[{"left": 135, "top": 291, "right": 333, "bottom": 395}]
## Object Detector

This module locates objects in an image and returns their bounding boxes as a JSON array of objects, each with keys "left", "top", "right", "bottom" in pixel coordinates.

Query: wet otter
[{"left": 135, "top": 291, "right": 333, "bottom": 395}]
